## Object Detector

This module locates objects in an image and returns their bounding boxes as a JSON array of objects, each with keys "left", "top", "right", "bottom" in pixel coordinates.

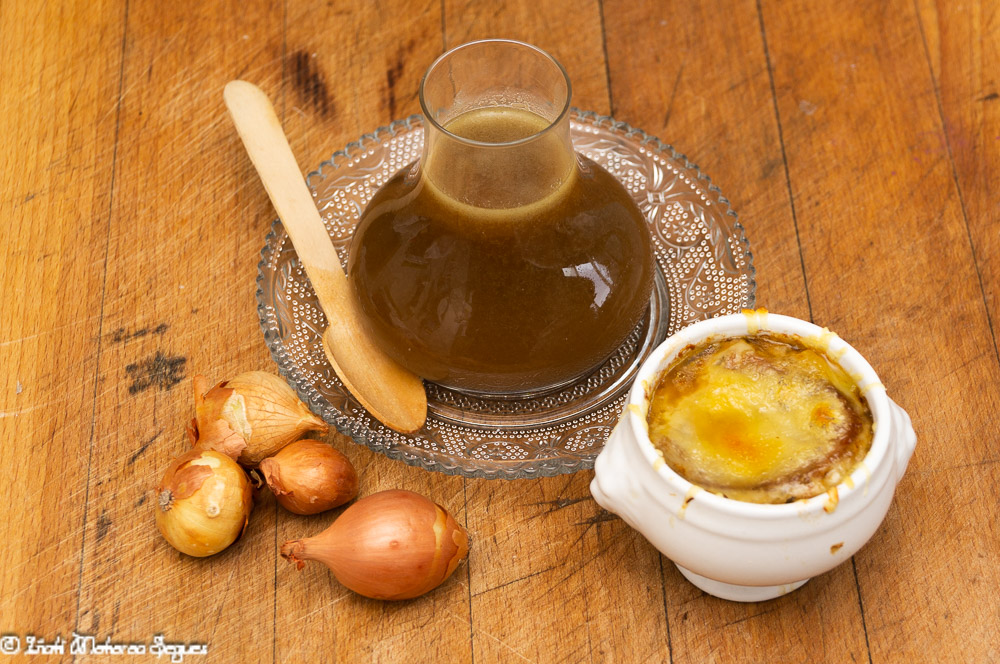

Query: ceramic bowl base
[{"left": 675, "top": 565, "right": 809, "bottom": 602}]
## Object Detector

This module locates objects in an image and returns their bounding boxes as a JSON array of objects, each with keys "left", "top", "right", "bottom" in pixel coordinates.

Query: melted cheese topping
[{"left": 647, "top": 334, "right": 873, "bottom": 504}]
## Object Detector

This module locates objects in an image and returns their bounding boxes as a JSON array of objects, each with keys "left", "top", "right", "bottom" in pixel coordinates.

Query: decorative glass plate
[{"left": 256, "top": 110, "right": 755, "bottom": 479}]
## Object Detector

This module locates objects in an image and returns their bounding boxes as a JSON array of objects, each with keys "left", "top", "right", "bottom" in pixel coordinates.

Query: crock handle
[
  {"left": 590, "top": 420, "right": 644, "bottom": 529},
  {"left": 887, "top": 397, "right": 917, "bottom": 482}
]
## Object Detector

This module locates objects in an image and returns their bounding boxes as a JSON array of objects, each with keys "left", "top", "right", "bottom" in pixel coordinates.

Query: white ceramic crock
[{"left": 590, "top": 311, "right": 917, "bottom": 602}]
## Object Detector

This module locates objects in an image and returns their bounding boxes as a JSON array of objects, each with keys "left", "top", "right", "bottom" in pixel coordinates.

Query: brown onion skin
[
  {"left": 259, "top": 440, "right": 358, "bottom": 515},
  {"left": 280, "top": 489, "right": 470, "bottom": 600},
  {"left": 190, "top": 372, "right": 329, "bottom": 464}
]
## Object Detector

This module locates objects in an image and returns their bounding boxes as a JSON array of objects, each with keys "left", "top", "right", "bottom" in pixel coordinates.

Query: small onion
[
  {"left": 280, "top": 489, "right": 470, "bottom": 600},
  {"left": 259, "top": 439, "right": 358, "bottom": 515},
  {"left": 155, "top": 449, "right": 253, "bottom": 557},
  {"left": 191, "top": 372, "right": 328, "bottom": 464}
]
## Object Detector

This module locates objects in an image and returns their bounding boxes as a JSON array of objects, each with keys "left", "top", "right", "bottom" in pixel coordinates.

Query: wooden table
[{"left": 3, "top": 0, "right": 998, "bottom": 661}]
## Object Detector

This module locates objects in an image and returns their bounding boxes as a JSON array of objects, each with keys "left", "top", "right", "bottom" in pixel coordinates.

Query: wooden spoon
[{"left": 224, "top": 80, "right": 426, "bottom": 433}]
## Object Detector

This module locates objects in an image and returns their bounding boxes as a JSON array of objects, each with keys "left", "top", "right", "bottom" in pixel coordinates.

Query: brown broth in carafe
[{"left": 347, "top": 108, "right": 655, "bottom": 393}]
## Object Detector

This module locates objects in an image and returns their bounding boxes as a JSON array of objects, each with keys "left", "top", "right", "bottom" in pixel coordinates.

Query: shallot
[{"left": 281, "top": 489, "right": 469, "bottom": 600}]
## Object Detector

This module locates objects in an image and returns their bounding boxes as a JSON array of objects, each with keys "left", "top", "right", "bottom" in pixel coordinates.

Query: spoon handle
[
  {"left": 224, "top": 80, "right": 426, "bottom": 433},
  {"left": 224, "top": 80, "right": 347, "bottom": 314}
]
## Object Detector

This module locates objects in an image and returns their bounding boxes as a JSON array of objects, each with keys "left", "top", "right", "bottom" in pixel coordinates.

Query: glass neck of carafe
[{"left": 419, "top": 40, "right": 576, "bottom": 210}]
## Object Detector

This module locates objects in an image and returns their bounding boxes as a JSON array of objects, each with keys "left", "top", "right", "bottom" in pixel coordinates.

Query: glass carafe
[{"left": 348, "top": 40, "right": 654, "bottom": 395}]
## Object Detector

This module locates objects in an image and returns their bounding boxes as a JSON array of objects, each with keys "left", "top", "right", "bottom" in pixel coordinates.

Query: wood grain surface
[{"left": 2, "top": 1, "right": 998, "bottom": 662}]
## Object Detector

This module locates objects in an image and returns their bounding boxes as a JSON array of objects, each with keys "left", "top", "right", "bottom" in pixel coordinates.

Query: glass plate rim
[{"left": 255, "top": 108, "right": 757, "bottom": 479}]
